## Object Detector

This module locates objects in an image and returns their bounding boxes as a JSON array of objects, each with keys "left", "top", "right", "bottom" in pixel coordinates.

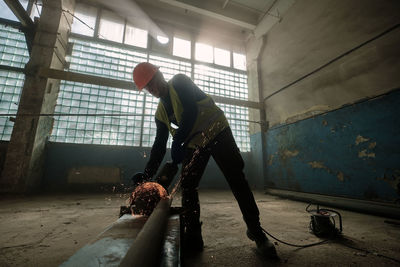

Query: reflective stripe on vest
[{"left": 155, "top": 81, "right": 229, "bottom": 148}]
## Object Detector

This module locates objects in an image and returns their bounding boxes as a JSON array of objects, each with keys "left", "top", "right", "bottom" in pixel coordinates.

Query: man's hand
[{"left": 171, "top": 140, "right": 185, "bottom": 164}]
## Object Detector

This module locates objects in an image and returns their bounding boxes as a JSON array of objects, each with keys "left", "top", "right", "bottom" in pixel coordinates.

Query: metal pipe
[{"left": 119, "top": 198, "right": 172, "bottom": 267}]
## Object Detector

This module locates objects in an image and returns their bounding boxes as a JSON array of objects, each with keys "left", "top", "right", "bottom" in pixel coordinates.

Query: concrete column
[{"left": 0, "top": 0, "right": 75, "bottom": 192}]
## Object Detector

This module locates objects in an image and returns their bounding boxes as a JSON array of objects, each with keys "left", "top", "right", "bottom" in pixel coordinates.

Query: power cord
[
  {"left": 261, "top": 226, "right": 330, "bottom": 248},
  {"left": 338, "top": 240, "right": 400, "bottom": 264},
  {"left": 260, "top": 203, "right": 400, "bottom": 264}
]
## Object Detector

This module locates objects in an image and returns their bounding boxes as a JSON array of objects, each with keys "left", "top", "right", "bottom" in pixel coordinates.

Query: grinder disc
[{"left": 130, "top": 182, "right": 168, "bottom": 216}]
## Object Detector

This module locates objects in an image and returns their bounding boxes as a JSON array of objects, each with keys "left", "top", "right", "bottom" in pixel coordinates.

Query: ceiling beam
[{"left": 159, "top": 0, "right": 256, "bottom": 30}]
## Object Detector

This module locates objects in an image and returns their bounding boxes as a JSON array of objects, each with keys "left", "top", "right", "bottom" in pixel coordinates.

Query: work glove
[
  {"left": 131, "top": 172, "right": 149, "bottom": 187},
  {"left": 156, "top": 161, "right": 179, "bottom": 190},
  {"left": 171, "top": 139, "right": 185, "bottom": 164}
]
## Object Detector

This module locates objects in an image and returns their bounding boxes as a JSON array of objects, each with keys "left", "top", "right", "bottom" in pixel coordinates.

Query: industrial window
[
  {"left": 233, "top": 52, "right": 246, "bottom": 70},
  {"left": 0, "top": 70, "right": 24, "bottom": 141},
  {"left": 218, "top": 103, "right": 250, "bottom": 152},
  {"left": 0, "top": 25, "right": 28, "bottom": 140},
  {"left": 194, "top": 64, "right": 250, "bottom": 151},
  {"left": 98, "top": 10, "right": 124, "bottom": 43},
  {"left": 173, "top": 37, "right": 191, "bottom": 59},
  {"left": 194, "top": 64, "right": 248, "bottom": 100},
  {"left": 71, "top": 3, "right": 97, "bottom": 37},
  {"left": 195, "top": 43, "right": 213, "bottom": 63},
  {"left": 0, "top": 8, "right": 251, "bottom": 151},
  {"left": 51, "top": 37, "right": 148, "bottom": 146},
  {"left": 52, "top": 81, "right": 145, "bottom": 146},
  {"left": 214, "top": 47, "right": 230, "bottom": 67},
  {"left": 30, "top": 0, "right": 42, "bottom": 19},
  {"left": 124, "top": 25, "right": 148, "bottom": 48},
  {"left": 0, "top": 0, "right": 29, "bottom": 21}
]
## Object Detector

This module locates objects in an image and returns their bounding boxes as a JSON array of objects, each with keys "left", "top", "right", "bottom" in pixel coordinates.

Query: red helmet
[{"left": 133, "top": 62, "right": 158, "bottom": 90}]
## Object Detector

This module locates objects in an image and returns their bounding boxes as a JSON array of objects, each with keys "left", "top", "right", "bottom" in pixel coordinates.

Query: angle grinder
[{"left": 120, "top": 161, "right": 179, "bottom": 217}]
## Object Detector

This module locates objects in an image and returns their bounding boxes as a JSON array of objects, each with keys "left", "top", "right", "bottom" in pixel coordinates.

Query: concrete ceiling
[{"left": 87, "top": 0, "right": 281, "bottom": 48}]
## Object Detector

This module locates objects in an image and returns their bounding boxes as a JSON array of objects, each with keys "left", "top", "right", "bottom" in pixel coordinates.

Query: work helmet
[{"left": 133, "top": 62, "right": 158, "bottom": 90}]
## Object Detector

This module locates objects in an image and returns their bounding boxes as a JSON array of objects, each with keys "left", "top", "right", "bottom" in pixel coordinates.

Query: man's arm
[{"left": 143, "top": 118, "right": 169, "bottom": 178}]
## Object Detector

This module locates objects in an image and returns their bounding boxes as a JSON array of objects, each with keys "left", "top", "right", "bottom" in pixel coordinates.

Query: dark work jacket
[{"left": 144, "top": 74, "right": 207, "bottom": 178}]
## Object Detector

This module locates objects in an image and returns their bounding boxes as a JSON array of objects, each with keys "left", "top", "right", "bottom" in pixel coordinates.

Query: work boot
[
  {"left": 247, "top": 229, "right": 278, "bottom": 259},
  {"left": 184, "top": 223, "right": 204, "bottom": 252}
]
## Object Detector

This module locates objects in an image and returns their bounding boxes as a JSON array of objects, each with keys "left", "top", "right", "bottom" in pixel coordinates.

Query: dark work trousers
[{"left": 180, "top": 127, "right": 261, "bottom": 233}]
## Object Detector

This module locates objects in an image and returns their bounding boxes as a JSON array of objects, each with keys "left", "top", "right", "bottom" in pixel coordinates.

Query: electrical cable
[
  {"left": 337, "top": 241, "right": 400, "bottom": 264},
  {"left": 261, "top": 227, "right": 330, "bottom": 248},
  {"left": 261, "top": 203, "right": 400, "bottom": 264}
]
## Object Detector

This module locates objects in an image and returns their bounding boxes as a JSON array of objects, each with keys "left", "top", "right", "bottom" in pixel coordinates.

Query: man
[{"left": 132, "top": 62, "right": 277, "bottom": 258}]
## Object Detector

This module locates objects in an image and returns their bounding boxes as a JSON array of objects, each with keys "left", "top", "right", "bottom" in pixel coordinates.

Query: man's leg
[
  {"left": 180, "top": 147, "right": 210, "bottom": 251},
  {"left": 209, "top": 128, "right": 277, "bottom": 257}
]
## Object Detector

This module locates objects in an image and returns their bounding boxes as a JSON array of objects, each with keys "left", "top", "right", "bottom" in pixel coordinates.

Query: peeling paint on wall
[
  {"left": 358, "top": 149, "right": 376, "bottom": 158},
  {"left": 282, "top": 150, "right": 299, "bottom": 158},
  {"left": 355, "top": 135, "right": 369, "bottom": 145},
  {"left": 267, "top": 154, "right": 275, "bottom": 166},
  {"left": 308, "top": 161, "right": 327, "bottom": 170},
  {"left": 308, "top": 161, "right": 346, "bottom": 182},
  {"left": 337, "top": 172, "right": 344, "bottom": 182},
  {"left": 265, "top": 89, "right": 400, "bottom": 201},
  {"left": 368, "top": 142, "right": 376, "bottom": 149},
  {"left": 377, "top": 169, "right": 400, "bottom": 191}
]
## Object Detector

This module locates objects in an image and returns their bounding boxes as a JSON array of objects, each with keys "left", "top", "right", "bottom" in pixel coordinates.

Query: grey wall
[
  {"left": 258, "top": 0, "right": 400, "bottom": 126},
  {"left": 246, "top": 0, "right": 400, "bottom": 202},
  {"left": 42, "top": 142, "right": 260, "bottom": 192}
]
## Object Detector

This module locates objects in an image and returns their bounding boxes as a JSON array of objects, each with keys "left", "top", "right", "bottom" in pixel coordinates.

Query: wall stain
[
  {"left": 282, "top": 149, "right": 299, "bottom": 158},
  {"left": 337, "top": 172, "right": 344, "bottom": 182},
  {"left": 355, "top": 135, "right": 369, "bottom": 145},
  {"left": 368, "top": 142, "right": 376, "bottom": 149},
  {"left": 377, "top": 169, "right": 400, "bottom": 191},
  {"left": 308, "top": 161, "right": 346, "bottom": 182},
  {"left": 358, "top": 149, "right": 376, "bottom": 158},
  {"left": 267, "top": 154, "right": 275, "bottom": 166},
  {"left": 308, "top": 161, "right": 327, "bottom": 169}
]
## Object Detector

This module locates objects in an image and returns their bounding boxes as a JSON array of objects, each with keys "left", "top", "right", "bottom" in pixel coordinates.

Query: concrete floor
[{"left": 0, "top": 190, "right": 399, "bottom": 267}]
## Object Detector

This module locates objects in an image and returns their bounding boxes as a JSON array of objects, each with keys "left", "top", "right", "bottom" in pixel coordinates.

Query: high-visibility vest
[{"left": 155, "top": 81, "right": 229, "bottom": 148}]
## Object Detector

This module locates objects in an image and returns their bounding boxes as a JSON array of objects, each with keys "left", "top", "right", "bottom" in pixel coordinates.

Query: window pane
[
  {"left": 0, "top": 0, "right": 29, "bottom": 21},
  {"left": 99, "top": 10, "right": 124, "bottom": 43},
  {"left": 124, "top": 25, "right": 147, "bottom": 48},
  {"left": 214, "top": 47, "right": 230, "bottom": 67},
  {"left": 71, "top": 3, "right": 97, "bottom": 36},
  {"left": 195, "top": 43, "right": 213, "bottom": 63},
  {"left": 173, "top": 37, "right": 191, "bottom": 59},
  {"left": 30, "top": 0, "right": 42, "bottom": 19},
  {"left": 233, "top": 52, "right": 246, "bottom": 70}
]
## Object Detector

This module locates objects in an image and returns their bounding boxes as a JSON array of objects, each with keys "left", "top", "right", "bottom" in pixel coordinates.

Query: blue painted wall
[
  {"left": 42, "top": 142, "right": 258, "bottom": 191},
  {"left": 261, "top": 89, "right": 400, "bottom": 202}
]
